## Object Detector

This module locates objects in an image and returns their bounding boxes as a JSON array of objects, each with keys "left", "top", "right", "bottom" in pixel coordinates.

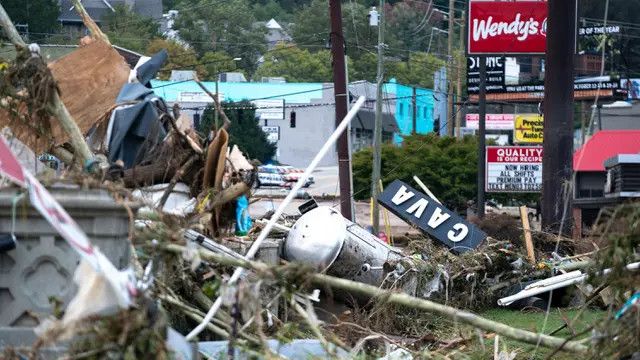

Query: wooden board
[{"left": 48, "top": 40, "right": 130, "bottom": 145}]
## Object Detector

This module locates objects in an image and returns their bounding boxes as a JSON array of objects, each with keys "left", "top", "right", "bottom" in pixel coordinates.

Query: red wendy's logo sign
[{"left": 468, "top": 0, "right": 548, "bottom": 55}]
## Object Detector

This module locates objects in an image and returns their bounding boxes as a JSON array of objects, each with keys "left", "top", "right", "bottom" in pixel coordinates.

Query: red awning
[{"left": 574, "top": 130, "right": 640, "bottom": 171}]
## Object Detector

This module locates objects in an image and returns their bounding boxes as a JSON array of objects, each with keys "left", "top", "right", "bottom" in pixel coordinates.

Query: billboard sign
[
  {"left": 514, "top": 114, "right": 543, "bottom": 143},
  {"left": 253, "top": 99, "right": 285, "bottom": 120},
  {"left": 261, "top": 125, "right": 280, "bottom": 143},
  {"left": 486, "top": 146, "right": 542, "bottom": 192},
  {"left": 378, "top": 180, "right": 487, "bottom": 253},
  {"left": 468, "top": 0, "right": 548, "bottom": 55},
  {"left": 465, "top": 113, "right": 514, "bottom": 130},
  {"left": 467, "top": 56, "right": 505, "bottom": 93}
]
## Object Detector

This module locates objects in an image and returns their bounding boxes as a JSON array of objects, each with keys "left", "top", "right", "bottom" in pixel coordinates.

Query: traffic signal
[{"left": 290, "top": 111, "right": 296, "bottom": 128}]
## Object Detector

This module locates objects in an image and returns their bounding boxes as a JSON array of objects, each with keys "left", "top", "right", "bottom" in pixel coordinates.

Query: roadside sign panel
[
  {"left": 486, "top": 146, "right": 542, "bottom": 193},
  {"left": 465, "top": 114, "right": 514, "bottom": 130},
  {"left": 468, "top": 0, "right": 548, "bottom": 55},
  {"left": 514, "top": 114, "right": 543, "bottom": 143},
  {"left": 467, "top": 56, "right": 505, "bottom": 93},
  {"left": 253, "top": 99, "right": 285, "bottom": 120},
  {"left": 378, "top": 180, "right": 487, "bottom": 253},
  {"left": 261, "top": 125, "right": 280, "bottom": 143}
]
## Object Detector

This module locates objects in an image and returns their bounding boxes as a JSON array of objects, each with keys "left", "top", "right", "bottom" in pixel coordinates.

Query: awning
[{"left": 352, "top": 109, "right": 399, "bottom": 133}]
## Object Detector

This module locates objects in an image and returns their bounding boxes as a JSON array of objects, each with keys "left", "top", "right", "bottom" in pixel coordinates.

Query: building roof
[
  {"left": 58, "top": 0, "right": 162, "bottom": 23},
  {"left": 573, "top": 130, "right": 640, "bottom": 172},
  {"left": 0, "top": 43, "right": 142, "bottom": 68}
]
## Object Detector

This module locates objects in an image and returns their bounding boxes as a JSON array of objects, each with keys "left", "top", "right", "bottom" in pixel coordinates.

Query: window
[
  {"left": 423, "top": 107, "right": 427, "bottom": 119},
  {"left": 399, "top": 103, "right": 404, "bottom": 116}
]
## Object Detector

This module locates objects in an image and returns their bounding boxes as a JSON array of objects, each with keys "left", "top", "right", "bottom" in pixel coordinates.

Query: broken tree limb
[
  {"left": 207, "top": 182, "right": 250, "bottom": 210},
  {"left": 193, "top": 75, "right": 231, "bottom": 131},
  {"left": 161, "top": 243, "right": 589, "bottom": 353},
  {"left": 158, "top": 154, "right": 198, "bottom": 209},
  {"left": 71, "top": 0, "right": 110, "bottom": 44},
  {"left": 520, "top": 206, "right": 536, "bottom": 264},
  {"left": 0, "top": 3, "right": 94, "bottom": 166}
]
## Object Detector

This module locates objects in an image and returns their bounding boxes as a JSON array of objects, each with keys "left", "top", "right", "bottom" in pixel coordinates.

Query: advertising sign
[
  {"left": 253, "top": 99, "right": 285, "bottom": 120},
  {"left": 378, "top": 180, "right": 487, "bottom": 253},
  {"left": 468, "top": 0, "right": 548, "bottom": 55},
  {"left": 465, "top": 113, "right": 514, "bottom": 130},
  {"left": 178, "top": 91, "right": 224, "bottom": 103},
  {"left": 486, "top": 146, "right": 542, "bottom": 192},
  {"left": 514, "top": 114, "right": 543, "bottom": 143},
  {"left": 579, "top": 25, "right": 620, "bottom": 36},
  {"left": 261, "top": 125, "right": 280, "bottom": 143},
  {"left": 467, "top": 56, "right": 505, "bottom": 93}
]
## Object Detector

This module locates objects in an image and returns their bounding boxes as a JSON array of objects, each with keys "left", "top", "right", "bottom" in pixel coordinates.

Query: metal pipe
[
  {"left": 185, "top": 96, "right": 366, "bottom": 340},
  {"left": 498, "top": 262, "right": 640, "bottom": 306}
]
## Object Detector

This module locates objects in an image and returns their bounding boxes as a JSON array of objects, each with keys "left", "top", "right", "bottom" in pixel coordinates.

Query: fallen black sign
[{"left": 377, "top": 180, "right": 487, "bottom": 253}]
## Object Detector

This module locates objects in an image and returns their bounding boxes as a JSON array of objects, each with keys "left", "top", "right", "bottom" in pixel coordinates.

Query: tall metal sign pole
[
  {"left": 446, "top": 0, "right": 455, "bottom": 137},
  {"left": 329, "top": 0, "right": 353, "bottom": 220},
  {"left": 477, "top": 57, "right": 486, "bottom": 218},
  {"left": 542, "top": 0, "right": 576, "bottom": 232}
]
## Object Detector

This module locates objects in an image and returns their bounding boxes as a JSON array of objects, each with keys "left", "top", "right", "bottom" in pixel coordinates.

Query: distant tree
[
  {"left": 173, "top": 0, "right": 266, "bottom": 73},
  {"left": 200, "top": 51, "right": 242, "bottom": 80},
  {"left": 200, "top": 101, "right": 277, "bottom": 163},
  {"left": 387, "top": 0, "right": 445, "bottom": 53},
  {"left": 388, "top": 52, "right": 445, "bottom": 89},
  {"left": 1, "top": 0, "right": 60, "bottom": 41},
  {"left": 146, "top": 39, "right": 205, "bottom": 80},
  {"left": 253, "top": 44, "right": 332, "bottom": 82},
  {"left": 252, "top": 0, "right": 292, "bottom": 22},
  {"left": 103, "top": 5, "right": 159, "bottom": 54}
]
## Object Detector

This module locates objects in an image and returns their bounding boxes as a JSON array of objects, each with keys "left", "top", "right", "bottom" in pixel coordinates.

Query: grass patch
[{"left": 461, "top": 308, "right": 606, "bottom": 359}]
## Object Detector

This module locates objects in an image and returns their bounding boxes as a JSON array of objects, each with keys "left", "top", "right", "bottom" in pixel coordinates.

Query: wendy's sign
[
  {"left": 378, "top": 180, "right": 486, "bottom": 253},
  {"left": 468, "top": 0, "right": 549, "bottom": 55}
]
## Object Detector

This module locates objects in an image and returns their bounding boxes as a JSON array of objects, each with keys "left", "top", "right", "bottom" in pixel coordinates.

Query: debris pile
[{"left": 0, "top": 3, "right": 639, "bottom": 359}]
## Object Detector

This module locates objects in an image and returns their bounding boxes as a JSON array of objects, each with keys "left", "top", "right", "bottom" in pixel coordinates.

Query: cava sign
[{"left": 378, "top": 180, "right": 487, "bottom": 253}]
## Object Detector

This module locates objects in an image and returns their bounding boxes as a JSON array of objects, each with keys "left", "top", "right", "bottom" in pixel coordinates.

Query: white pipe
[
  {"left": 498, "top": 261, "right": 640, "bottom": 306},
  {"left": 185, "top": 96, "right": 367, "bottom": 340}
]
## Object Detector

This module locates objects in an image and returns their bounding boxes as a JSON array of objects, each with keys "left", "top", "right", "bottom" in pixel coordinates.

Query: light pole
[{"left": 214, "top": 57, "right": 242, "bottom": 129}]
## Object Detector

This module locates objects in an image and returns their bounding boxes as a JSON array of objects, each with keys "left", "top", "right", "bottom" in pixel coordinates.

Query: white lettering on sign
[
  {"left": 472, "top": 14, "right": 545, "bottom": 42},
  {"left": 392, "top": 185, "right": 414, "bottom": 205},
  {"left": 448, "top": 223, "right": 469, "bottom": 242},
  {"left": 406, "top": 198, "right": 429, "bottom": 218},
  {"left": 427, "top": 208, "right": 450, "bottom": 229}
]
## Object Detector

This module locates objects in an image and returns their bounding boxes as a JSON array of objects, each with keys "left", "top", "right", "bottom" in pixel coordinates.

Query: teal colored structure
[{"left": 384, "top": 79, "right": 435, "bottom": 144}]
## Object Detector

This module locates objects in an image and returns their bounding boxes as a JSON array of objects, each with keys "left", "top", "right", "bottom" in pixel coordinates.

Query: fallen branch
[
  {"left": 193, "top": 76, "right": 231, "bottom": 131},
  {"left": 71, "top": 0, "right": 110, "bottom": 44},
  {"left": 161, "top": 244, "right": 590, "bottom": 353},
  {"left": 207, "top": 182, "right": 250, "bottom": 210},
  {"left": 0, "top": 3, "right": 94, "bottom": 166},
  {"left": 157, "top": 154, "right": 198, "bottom": 209}
]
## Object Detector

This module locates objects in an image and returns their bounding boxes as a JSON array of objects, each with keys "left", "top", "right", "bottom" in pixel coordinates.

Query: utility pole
[
  {"left": 477, "top": 57, "right": 486, "bottom": 218},
  {"left": 455, "top": 10, "right": 465, "bottom": 138},
  {"left": 412, "top": 86, "right": 417, "bottom": 134},
  {"left": 446, "top": 0, "right": 455, "bottom": 137},
  {"left": 329, "top": 0, "right": 353, "bottom": 220},
  {"left": 372, "top": 0, "right": 384, "bottom": 233},
  {"left": 542, "top": 0, "right": 576, "bottom": 232}
]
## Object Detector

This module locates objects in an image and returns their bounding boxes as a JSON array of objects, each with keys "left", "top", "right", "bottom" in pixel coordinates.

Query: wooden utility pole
[
  {"left": 542, "top": 0, "right": 576, "bottom": 232},
  {"left": 446, "top": 0, "right": 455, "bottom": 136},
  {"left": 329, "top": 0, "right": 353, "bottom": 220},
  {"left": 455, "top": 10, "right": 465, "bottom": 138},
  {"left": 372, "top": 0, "right": 385, "bottom": 233}
]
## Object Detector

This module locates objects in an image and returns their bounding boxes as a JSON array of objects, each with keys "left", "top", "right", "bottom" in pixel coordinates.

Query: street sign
[
  {"left": 253, "top": 99, "right": 285, "bottom": 120},
  {"left": 465, "top": 114, "right": 514, "bottom": 130},
  {"left": 261, "top": 125, "right": 280, "bottom": 143},
  {"left": 514, "top": 114, "right": 543, "bottom": 143},
  {"left": 486, "top": 146, "right": 542, "bottom": 192},
  {"left": 468, "top": 0, "right": 548, "bottom": 55},
  {"left": 467, "top": 56, "right": 505, "bottom": 93},
  {"left": 378, "top": 180, "right": 487, "bottom": 253}
]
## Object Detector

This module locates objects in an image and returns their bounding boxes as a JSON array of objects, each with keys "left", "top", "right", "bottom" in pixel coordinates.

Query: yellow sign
[{"left": 514, "top": 114, "right": 543, "bottom": 143}]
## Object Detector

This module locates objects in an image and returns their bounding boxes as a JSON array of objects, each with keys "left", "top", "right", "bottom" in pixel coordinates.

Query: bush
[{"left": 352, "top": 134, "right": 537, "bottom": 212}]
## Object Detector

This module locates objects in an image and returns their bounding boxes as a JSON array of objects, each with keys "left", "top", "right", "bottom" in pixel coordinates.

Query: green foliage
[
  {"left": 146, "top": 39, "right": 204, "bottom": 80},
  {"left": 173, "top": 0, "right": 266, "bottom": 73},
  {"left": 1, "top": 0, "right": 60, "bottom": 41},
  {"left": 388, "top": 52, "right": 445, "bottom": 89},
  {"left": 252, "top": 0, "right": 292, "bottom": 22},
  {"left": 353, "top": 134, "right": 478, "bottom": 211},
  {"left": 103, "top": 5, "right": 160, "bottom": 54},
  {"left": 200, "top": 51, "right": 242, "bottom": 79},
  {"left": 200, "top": 102, "right": 277, "bottom": 163},
  {"left": 254, "top": 44, "right": 332, "bottom": 82}
]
